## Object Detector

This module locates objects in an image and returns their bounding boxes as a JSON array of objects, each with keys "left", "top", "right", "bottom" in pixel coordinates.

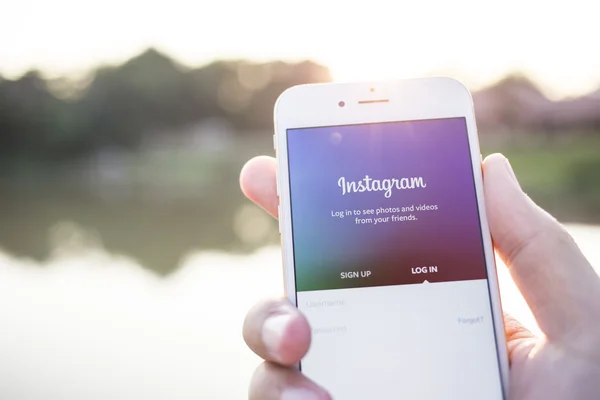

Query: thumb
[{"left": 483, "top": 154, "right": 600, "bottom": 342}]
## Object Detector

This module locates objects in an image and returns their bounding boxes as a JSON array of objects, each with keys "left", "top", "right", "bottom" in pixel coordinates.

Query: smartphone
[{"left": 273, "top": 78, "right": 509, "bottom": 399}]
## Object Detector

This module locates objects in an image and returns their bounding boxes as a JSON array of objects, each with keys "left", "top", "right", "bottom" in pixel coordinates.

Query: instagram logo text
[{"left": 338, "top": 175, "right": 427, "bottom": 198}]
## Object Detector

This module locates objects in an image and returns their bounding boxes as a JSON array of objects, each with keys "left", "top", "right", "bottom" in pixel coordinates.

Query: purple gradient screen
[{"left": 287, "top": 118, "right": 489, "bottom": 292}]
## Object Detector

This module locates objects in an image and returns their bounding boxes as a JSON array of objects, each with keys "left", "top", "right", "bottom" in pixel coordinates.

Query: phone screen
[{"left": 286, "top": 117, "right": 504, "bottom": 399}]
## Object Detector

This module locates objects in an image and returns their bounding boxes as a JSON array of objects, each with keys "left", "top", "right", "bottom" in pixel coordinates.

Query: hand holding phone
[
  {"left": 241, "top": 154, "right": 600, "bottom": 400},
  {"left": 242, "top": 79, "right": 597, "bottom": 400}
]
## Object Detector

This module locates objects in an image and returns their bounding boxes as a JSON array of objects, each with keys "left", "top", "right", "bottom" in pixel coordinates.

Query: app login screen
[{"left": 287, "top": 118, "right": 504, "bottom": 399}]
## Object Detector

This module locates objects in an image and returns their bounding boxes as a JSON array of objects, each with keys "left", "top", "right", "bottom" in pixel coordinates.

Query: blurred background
[{"left": 0, "top": 0, "right": 599, "bottom": 399}]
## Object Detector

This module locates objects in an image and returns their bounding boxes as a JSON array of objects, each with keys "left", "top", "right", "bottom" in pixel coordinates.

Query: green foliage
[
  {"left": 0, "top": 48, "right": 331, "bottom": 162},
  {"left": 489, "top": 139, "right": 600, "bottom": 222}
]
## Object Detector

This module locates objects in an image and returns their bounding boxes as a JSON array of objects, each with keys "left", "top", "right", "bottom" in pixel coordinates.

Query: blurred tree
[
  {"left": 241, "top": 60, "right": 331, "bottom": 131},
  {"left": 473, "top": 74, "right": 551, "bottom": 133},
  {"left": 0, "top": 48, "right": 333, "bottom": 164},
  {"left": 1, "top": 48, "right": 597, "bottom": 167},
  {"left": 0, "top": 71, "right": 68, "bottom": 158},
  {"left": 76, "top": 48, "right": 197, "bottom": 149}
]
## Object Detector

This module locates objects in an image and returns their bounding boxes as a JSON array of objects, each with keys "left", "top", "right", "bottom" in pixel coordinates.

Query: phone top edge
[
  {"left": 275, "top": 76, "right": 472, "bottom": 104},
  {"left": 274, "top": 77, "right": 475, "bottom": 131}
]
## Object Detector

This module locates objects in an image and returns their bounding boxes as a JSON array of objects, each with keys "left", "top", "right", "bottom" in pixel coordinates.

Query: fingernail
[
  {"left": 504, "top": 157, "right": 520, "bottom": 186},
  {"left": 281, "top": 388, "right": 321, "bottom": 400},
  {"left": 263, "top": 313, "right": 293, "bottom": 359}
]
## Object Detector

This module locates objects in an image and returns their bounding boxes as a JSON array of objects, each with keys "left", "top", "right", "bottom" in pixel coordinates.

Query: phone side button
[
  {"left": 480, "top": 154, "right": 484, "bottom": 175},
  {"left": 273, "top": 134, "right": 277, "bottom": 151}
]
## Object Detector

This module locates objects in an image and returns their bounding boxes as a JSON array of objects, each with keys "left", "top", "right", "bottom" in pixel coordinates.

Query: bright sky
[{"left": 1, "top": 0, "right": 598, "bottom": 97}]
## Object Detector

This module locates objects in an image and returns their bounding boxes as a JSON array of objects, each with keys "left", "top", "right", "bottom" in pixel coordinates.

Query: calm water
[{"left": 0, "top": 225, "right": 598, "bottom": 399}]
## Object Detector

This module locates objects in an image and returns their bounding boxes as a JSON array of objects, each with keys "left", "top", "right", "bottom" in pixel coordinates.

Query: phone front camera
[{"left": 338, "top": 101, "right": 345, "bottom": 107}]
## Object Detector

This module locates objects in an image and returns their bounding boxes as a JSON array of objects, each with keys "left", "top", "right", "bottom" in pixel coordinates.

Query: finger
[
  {"left": 249, "top": 362, "right": 332, "bottom": 400},
  {"left": 243, "top": 298, "right": 311, "bottom": 366},
  {"left": 240, "top": 156, "right": 278, "bottom": 218},
  {"left": 503, "top": 312, "right": 536, "bottom": 364},
  {"left": 483, "top": 153, "right": 600, "bottom": 341}
]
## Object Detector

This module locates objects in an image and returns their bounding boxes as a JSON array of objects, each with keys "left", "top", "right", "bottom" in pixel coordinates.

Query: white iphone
[{"left": 273, "top": 78, "right": 509, "bottom": 399}]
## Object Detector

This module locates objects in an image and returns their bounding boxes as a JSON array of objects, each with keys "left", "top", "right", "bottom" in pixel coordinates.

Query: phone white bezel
[{"left": 273, "top": 77, "right": 509, "bottom": 396}]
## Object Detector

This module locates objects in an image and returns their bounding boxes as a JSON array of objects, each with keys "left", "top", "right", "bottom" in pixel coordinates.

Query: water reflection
[{"left": 0, "top": 138, "right": 278, "bottom": 275}]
